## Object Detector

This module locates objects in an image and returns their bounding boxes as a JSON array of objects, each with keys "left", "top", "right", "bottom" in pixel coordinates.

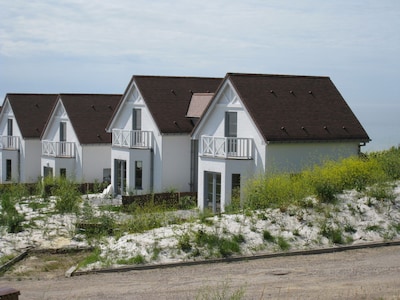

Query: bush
[
  {"left": 243, "top": 153, "right": 391, "bottom": 209},
  {"left": 0, "top": 193, "right": 25, "bottom": 233},
  {"left": 53, "top": 178, "right": 82, "bottom": 214},
  {"left": 244, "top": 173, "right": 310, "bottom": 210},
  {"left": 369, "top": 146, "right": 400, "bottom": 180}
]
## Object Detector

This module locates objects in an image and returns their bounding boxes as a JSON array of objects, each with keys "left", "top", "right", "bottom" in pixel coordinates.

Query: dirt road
[{"left": 1, "top": 245, "right": 399, "bottom": 299}]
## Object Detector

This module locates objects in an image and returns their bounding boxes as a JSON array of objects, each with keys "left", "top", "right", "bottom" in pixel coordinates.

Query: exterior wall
[
  {"left": 41, "top": 102, "right": 82, "bottom": 180},
  {"left": 194, "top": 81, "right": 266, "bottom": 211},
  {"left": 21, "top": 139, "right": 42, "bottom": 183},
  {"left": 81, "top": 144, "right": 112, "bottom": 182},
  {"left": 161, "top": 134, "right": 192, "bottom": 192},
  {"left": 197, "top": 157, "right": 255, "bottom": 212},
  {"left": 0, "top": 102, "right": 22, "bottom": 183},
  {"left": 110, "top": 146, "right": 152, "bottom": 194},
  {"left": 108, "top": 82, "right": 165, "bottom": 195},
  {"left": 265, "top": 141, "right": 361, "bottom": 174},
  {"left": 0, "top": 150, "right": 19, "bottom": 182}
]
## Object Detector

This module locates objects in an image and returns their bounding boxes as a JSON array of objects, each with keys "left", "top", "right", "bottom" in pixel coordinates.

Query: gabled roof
[
  {"left": 217, "top": 73, "right": 369, "bottom": 142},
  {"left": 109, "top": 76, "right": 222, "bottom": 134},
  {"left": 48, "top": 94, "right": 122, "bottom": 144},
  {"left": 3, "top": 94, "right": 58, "bottom": 138}
]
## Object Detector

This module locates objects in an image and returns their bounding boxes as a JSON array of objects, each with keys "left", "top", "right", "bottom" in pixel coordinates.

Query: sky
[{"left": 1, "top": 0, "right": 399, "bottom": 152}]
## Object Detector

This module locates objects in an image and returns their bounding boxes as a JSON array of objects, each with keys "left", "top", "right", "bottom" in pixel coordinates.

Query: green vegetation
[{"left": 243, "top": 147, "right": 400, "bottom": 211}]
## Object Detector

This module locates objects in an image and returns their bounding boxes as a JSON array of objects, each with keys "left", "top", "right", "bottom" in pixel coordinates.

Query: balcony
[
  {"left": 42, "top": 141, "right": 75, "bottom": 157},
  {"left": 0, "top": 136, "right": 19, "bottom": 150},
  {"left": 112, "top": 129, "right": 152, "bottom": 149},
  {"left": 200, "top": 136, "right": 253, "bottom": 159}
]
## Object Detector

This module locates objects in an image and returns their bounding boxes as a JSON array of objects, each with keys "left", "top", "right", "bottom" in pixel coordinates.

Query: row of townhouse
[{"left": 0, "top": 73, "right": 370, "bottom": 212}]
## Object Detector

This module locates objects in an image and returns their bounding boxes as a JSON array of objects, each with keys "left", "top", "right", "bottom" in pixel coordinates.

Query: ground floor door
[
  {"left": 114, "top": 159, "right": 127, "bottom": 195},
  {"left": 204, "top": 171, "right": 221, "bottom": 213}
]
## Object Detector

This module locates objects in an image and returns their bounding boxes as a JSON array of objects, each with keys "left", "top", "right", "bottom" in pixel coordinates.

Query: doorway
[
  {"left": 114, "top": 159, "right": 127, "bottom": 195},
  {"left": 205, "top": 171, "right": 221, "bottom": 213}
]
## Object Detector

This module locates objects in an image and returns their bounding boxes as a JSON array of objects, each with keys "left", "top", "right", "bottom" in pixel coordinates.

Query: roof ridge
[{"left": 227, "top": 72, "right": 329, "bottom": 79}]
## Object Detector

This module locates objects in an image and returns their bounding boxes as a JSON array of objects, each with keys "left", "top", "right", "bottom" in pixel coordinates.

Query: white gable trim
[
  {"left": 0, "top": 98, "right": 23, "bottom": 139},
  {"left": 192, "top": 79, "right": 266, "bottom": 144},
  {"left": 41, "top": 99, "right": 78, "bottom": 143},
  {"left": 106, "top": 80, "right": 147, "bottom": 132}
]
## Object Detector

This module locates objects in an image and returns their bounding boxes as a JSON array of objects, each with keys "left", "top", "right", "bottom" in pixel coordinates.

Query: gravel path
[{"left": 1, "top": 245, "right": 399, "bottom": 299}]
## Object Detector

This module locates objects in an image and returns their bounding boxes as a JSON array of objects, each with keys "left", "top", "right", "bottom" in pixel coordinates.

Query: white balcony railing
[
  {"left": 112, "top": 129, "right": 152, "bottom": 149},
  {"left": 201, "top": 136, "right": 253, "bottom": 159},
  {"left": 0, "top": 136, "right": 19, "bottom": 150},
  {"left": 42, "top": 141, "right": 75, "bottom": 157}
]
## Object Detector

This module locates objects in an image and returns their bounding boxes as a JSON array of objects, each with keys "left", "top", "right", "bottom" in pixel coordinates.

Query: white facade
[
  {"left": 41, "top": 101, "right": 111, "bottom": 183},
  {"left": 108, "top": 82, "right": 193, "bottom": 195},
  {"left": 193, "top": 80, "right": 363, "bottom": 212},
  {"left": 0, "top": 100, "right": 41, "bottom": 183}
]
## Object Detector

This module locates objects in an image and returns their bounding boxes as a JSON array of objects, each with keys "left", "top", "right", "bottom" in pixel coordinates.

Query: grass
[{"left": 243, "top": 147, "right": 400, "bottom": 211}]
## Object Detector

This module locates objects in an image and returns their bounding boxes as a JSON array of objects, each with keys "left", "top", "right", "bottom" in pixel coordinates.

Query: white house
[
  {"left": 41, "top": 94, "right": 121, "bottom": 183},
  {"left": 191, "top": 73, "right": 370, "bottom": 213},
  {"left": 0, "top": 94, "right": 57, "bottom": 183},
  {"left": 106, "top": 75, "right": 222, "bottom": 195}
]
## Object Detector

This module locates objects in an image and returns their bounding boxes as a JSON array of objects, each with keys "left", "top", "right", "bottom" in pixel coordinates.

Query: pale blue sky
[{"left": 1, "top": 0, "right": 399, "bottom": 151}]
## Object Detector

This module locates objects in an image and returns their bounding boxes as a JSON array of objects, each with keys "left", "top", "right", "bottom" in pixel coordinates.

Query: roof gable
[
  {"left": 50, "top": 94, "right": 121, "bottom": 144},
  {"left": 3, "top": 94, "right": 58, "bottom": 138},
  {"left": 108, "top": 76, "right": 222, "bottom": 134},
  {"left": 226, "top": 73, "right": 369, "bottom": 142}
]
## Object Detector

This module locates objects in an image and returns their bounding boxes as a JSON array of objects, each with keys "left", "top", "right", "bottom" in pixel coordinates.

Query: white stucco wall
[
  {"left": 81, "top": 144, "right": 112, "bottom": 182},
  {"left": 41, "top": 101, "right": 83, "bottom": 181},
  {"left": 265, "top": 141, "right": 361, "bottom": 174},
  {"left": 21, "top": 139, "right": 42, "bottom": 183},
  {"left": 161, "top": 134, "right": 192, "bottom": 192},
  {"left": 0, "top": 101, "right": 23, "bottom": 183}
]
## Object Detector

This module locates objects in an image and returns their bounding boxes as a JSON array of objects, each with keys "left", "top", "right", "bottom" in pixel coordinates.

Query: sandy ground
[{"left": 1, "top": 245, "right": 399, "bottom": 300}]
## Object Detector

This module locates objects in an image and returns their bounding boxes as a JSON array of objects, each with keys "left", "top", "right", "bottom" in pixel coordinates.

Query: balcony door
[
  {"left": 132, "top": 109, "right": 142, "bottom": 146},
  {"left": 60, "top": 122, "right": 67, "bottom": 155},
  {"left": 225, "top": 112, "right": 237, "bottom": 155},
  {"left": 7, "top": 119, "right": 13, "bottom": 148}
]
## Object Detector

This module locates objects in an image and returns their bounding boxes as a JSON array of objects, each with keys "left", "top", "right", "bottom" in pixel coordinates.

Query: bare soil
[{"left": 1, "top": 245, "right": 400, "bottom": 299}]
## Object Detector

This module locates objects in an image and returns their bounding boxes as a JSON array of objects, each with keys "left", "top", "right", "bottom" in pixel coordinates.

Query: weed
[
  {"left": 320, "top": 223, "right": 345, "bottom": 244},
  {"left": 53, "top": 178, "right": 82, "bottom": 214},
  {"left": 262, "top": 230, "right": 275, "bottom": 243},
  {"left": 178, "top": 233, "right": 192, "bottom": 253},
  {"left": 276, "top": 236, "right": 290, "bottom": 251}
]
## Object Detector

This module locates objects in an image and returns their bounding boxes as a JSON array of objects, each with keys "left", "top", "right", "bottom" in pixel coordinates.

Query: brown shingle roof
[
  {"left": 57, "top": 94, "right": 121, "bottom": 144},
  {"left": 5, "top": 94, "right": 58, "bottom": 138},
  {"left": 226, "top": 73, "right": 370, "bottom": 142},
  {"left": 111, "top": 76, "right": 222, "bottom": 134}
]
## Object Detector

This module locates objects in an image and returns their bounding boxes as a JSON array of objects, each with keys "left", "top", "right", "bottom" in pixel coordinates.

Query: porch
[
  {"left": 42, "top": 141, "right": 76, "bottom": 157},
  {"left": 200, "top": 136, "right": 253, "bottom": 159},
  {"left": 112, "top": 129, "right": 152, "bottom": 149}
]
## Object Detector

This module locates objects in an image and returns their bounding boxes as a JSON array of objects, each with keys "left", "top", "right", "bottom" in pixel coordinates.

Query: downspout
[{"left": 150, "top": 148, "right": 154, "bottom": 192}]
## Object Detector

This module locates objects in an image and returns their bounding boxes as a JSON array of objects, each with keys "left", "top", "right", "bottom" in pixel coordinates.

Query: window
[
  {"left": 103, "top": 168, "right": 111, "bottom": 183},
  {"left": 232, "top": 173, "right": 241, "bottom": 199},
  {"left": 6, "top": 159, "right": 12, "bottom": 181},
  {"left": 132, "top": 109, "right": 142, "bottom": 131},
  {"left": 43, "top": 167, "right": 53, "bottom": 178},
  {"left": 135, "top": 161, "right": 143, "bottom": 189},
  {"left": 60, "top": 168, "right": 66, "bottom": 178},
  {"left": 60, "top": 122, "right": 66, "bottom": 142}
]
